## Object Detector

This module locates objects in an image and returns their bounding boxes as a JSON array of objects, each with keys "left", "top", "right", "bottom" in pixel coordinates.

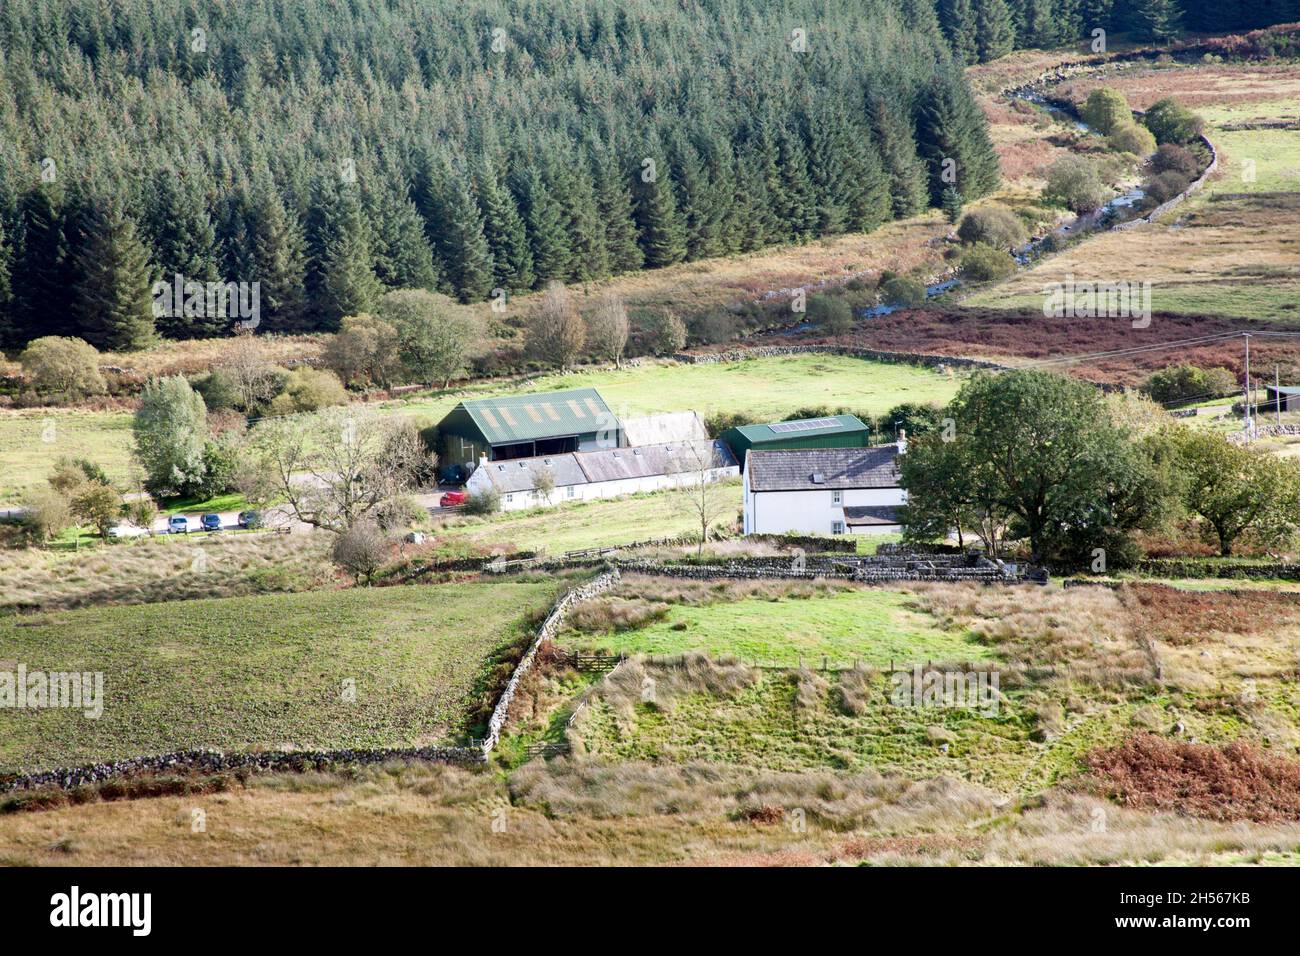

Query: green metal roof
[
  {"left": 730, "top": 414, "right": 869, "bottom": 444},
  {"left": 450, "top": 387, "right": 615, "bottom": 445}
]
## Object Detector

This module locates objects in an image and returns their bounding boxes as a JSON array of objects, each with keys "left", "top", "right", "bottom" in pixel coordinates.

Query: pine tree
[
  {"left": 71, "top": 195, "right": 156, "bottom": 351},
  {"left": 805, "top": 105, "right": 852, "bottom": 235},
  {"left": 517, "top": 168, "right": 571, "bottom": 286},
  {"left": 868, "top": 95, "right": 929, "bottom": 219},
  {"left": 591, "top": 148, "right": 644, "bottom": 274},
  {"left": 307, "top": 180, "right": 380, "bottom": 329},
  {"left": 244, "top": 177, "right": 309, "bottom": 333},
  {"left": 843, "top": 137, "right": 893, "bottom": 234},
  {"left": 1131, "top": 0, "right": 1182, "bottom": 40},
  {"left": 916, "top": 70, "right": 1001, "bottom": 207},
  {"left": 941, "top": 185, "right": 966, "bottom": 224},
  {"left": 939, "top": 0, "right": 980, "bottom": 65},
  {"left": 369, "top": 181, "right": 439, "bottom": 293},
  {"left": 633, "top": 154, "right": 687, "bottom": 268},
  {"left": 434, "top": 170, "right": 494, "bottom": 303},
  {"left": 774, "top": 126, "right": 818, "bottom": 242},
  {"left": 476, "top": 159, "right": 534, "bottom": 292},
  {"left": 551, "top": 157, "right": 609, "bottom": 282},
  {"left": 0, "top": 218, "right": 11, "bottom": 347},
  {"left": 975, "top": 0, "right": 1016, "bottom": 62},
  {"left": 12, "top": 187, "right": 76, "bottom": 342},
  {"left": 143, "top": 167, "right": 222, "bottom": 338},
  {"left": 672, "top": 137, "right": 724, "bottom": 259}
]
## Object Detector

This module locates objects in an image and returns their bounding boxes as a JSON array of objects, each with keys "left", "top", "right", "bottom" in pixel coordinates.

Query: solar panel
[{"left": 769, "top": 417, "right": 841, "bottom": 433}]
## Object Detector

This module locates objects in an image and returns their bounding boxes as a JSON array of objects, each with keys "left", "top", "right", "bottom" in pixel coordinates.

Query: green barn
[
  {"left": 438, "top": 387, "right": 620, "bottom": 467},
  {"left": 721, "top": 414, "right": 871, "bottom": 465}
]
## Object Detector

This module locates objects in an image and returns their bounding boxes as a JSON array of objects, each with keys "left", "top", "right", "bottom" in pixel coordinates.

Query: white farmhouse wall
[
  {"left": 471, "top": 465, "right": 739, "bottom": 512},
  {"left": 743, "top": 486, "right": 906, "bottom": 535}
]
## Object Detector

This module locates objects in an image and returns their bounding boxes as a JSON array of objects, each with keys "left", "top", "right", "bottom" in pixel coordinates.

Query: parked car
[
  {"left": 439, "top": 491, "right": 468, "bottom": 507},
  {"left": 108, "top": 523, "right": 149, "bottom": 539},
  {"left": 237, "top": 510, "right": 263, "bottom": 529},
  {"left": 168, "top": 515, "right": 189, "bottom": 534},
  {"left": 201, "top": 513, "right": 223, "bottom": 532}
]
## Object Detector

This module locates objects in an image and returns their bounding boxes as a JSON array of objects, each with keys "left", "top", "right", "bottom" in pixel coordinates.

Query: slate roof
[
  {"left": 480, "top": 440, "right": 737, "bottom": 493},
  {"left": 455, "top": 388, "right": 614, "bottom": 445},
  {"left": 843, "top": 505, "right": 902, "bottom": 526},
  {"left": 730, "top": 414, "right": 868, "bottom": 444},
  {"left": 746, "top": 447, "right": 902, "bottom": 492}
]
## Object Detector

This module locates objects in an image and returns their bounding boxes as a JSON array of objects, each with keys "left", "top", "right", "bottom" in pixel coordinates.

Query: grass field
[
  {"left": 392, "top": 353, "right": 963, "bottom": 425},
  {"left": 427, "top": 483, "right": 742, "bottom": 556},
  {"left": 965, "top": 64, "right": 1300, "bottom": 321},
  {"left": 0, "top": 580, "right": 557, "bottom": 773},
  {"left": 0, "top": 410, "right": 135, "bottom": 504},
  {"left": 568, "top": 586, "right": 990, "bottom": 666}
]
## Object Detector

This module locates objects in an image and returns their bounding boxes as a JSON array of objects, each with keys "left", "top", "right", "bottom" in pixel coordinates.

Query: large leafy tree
[{"left": 133, "top": 375, "right": 208, "bottom": 496}]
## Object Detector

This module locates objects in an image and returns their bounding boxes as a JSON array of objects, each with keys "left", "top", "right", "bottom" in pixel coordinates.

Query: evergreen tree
[
  {"left": 517, "top": 169, "right": 571, "bottom": 286},
  {"left": 672, "top": 137, "right": 724, "bottom": 259},
  {"left": 868, "top": 95, "right": 929, "bottom": 219},
  {"left": 941, "top": 185, "right": 966, "bottom": 224},
  {"left": 12, "top": 188, "right": 76, "bottom": 342},
  {"left": 307, "top": 180, "right": 380, "bottom": 329},
  {"left": 433, "top": 170, "right": 494, "bottom": 303},
  {"left": 476, "top": 160, "right": 534, "bottom": 292},
  {"left": 975, "top": 0, "right": 1016, "bottom": 62},
  {"left": 143, "top": 167, "right": 222, "bottom": 338},
  {"left": 71, "top": 196, "right": 156, "bottom": 351},
  {"left": 1130, "top": 0, "right": 1182, "bottom": 40},
  {"left": 634, "top": 154, "right": 688, "bottom": 268},
  {"left": 774, "top": 126, "right": 818, "bottom": 242},
  {"left": 0, "top": 218, "right": 11, "bottom": 346},
  {"left": 916, "top": 70, "right": 1001, "bottom": 207},
  {"left": 939, "top": 0, "right": 979, "bottom": 65},
  {"left": 369, "top": 181, "right": 439, "bottom": 292},
  {"left": 592, "top": 148, "right": 644, "bottom": 274},
  {"left": 244, "top": 178, "right": 309, "bottom": 333},
  {"left": 551, "top": 158, "right": 609, "bottom": 282}
]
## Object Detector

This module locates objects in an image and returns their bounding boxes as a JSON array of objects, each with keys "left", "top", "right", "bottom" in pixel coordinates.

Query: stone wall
[
  {"left": 1111, "top": 133, "right": 1219, "bottom": 232},
  {"left": 672, "top": 343, "right": 1008, "bottom": 372}
]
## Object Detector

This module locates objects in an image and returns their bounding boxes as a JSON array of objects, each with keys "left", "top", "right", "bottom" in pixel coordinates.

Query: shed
[
  {"left": 721, "top": 413, "right": 871, "bottom": 464},
  {"left": 1265, "top": 385, "right": 1300, "bottom": 413},
  {"left": 438, "top": 387, "right": 620, "bottom": 466}
]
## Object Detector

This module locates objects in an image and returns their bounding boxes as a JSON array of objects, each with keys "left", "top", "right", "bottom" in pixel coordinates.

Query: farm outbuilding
[
  {"left": 1265, "top": 386, "right": 1300, "bottom": 413},
  {"left": 721, "top": 414, "right": 871, "bottom": 465},
  {"left": 438, "top": 388, "right": 620, "bottom": 468},
  {"left": 466, "top": 439, "right": 738, "bottom": 512}
]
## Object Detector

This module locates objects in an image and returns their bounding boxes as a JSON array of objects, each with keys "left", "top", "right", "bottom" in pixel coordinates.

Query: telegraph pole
[
  {"left": 1244, "top": 333, "right": 1252, "bottom": 439},
  {"left": 1278, "top": 365, "right": 1283, "bottom": 427}
]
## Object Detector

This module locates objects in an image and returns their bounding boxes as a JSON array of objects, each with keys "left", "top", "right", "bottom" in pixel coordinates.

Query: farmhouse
[
  {"left": 467, "top": 439, "right": 738, "bottom": 512},
  {"left": 742, "top": 440, "right": 906, "bottom": 536},
  {"left": 438, "top": 388, "right": 620, "bottom": 467},
  {"left": 721, "top": 414, "right": 871, "bottom": 465}
]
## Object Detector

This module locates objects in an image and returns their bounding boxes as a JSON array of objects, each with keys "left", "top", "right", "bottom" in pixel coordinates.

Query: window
[
  {"left": 832, "top": 521, "right": 845, "bottom": 535},
  {"left": 566, "top": 485, "right": 575, "bottom": 498},
  {"left": 505, "top": 494, "right": 513, "bottom": 503},
  {"left": 831, "top": 490, "right": 842, "bottom": 505}
]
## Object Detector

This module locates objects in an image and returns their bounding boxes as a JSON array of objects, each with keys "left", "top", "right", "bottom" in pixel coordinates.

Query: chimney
[{"left": 896, "top": 428, "right": 907, "bottom": 455}]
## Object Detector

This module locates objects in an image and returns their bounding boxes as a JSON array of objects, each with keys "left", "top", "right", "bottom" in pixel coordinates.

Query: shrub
[
  {"left": 325, "top": 313, "right": 403, "bottom": 387},
  {"left": 1081, "top": 88, "right": 1132, "bottom": 136},
  {"left": 19, "top": 336, "right": 106, "bottom": 398},
  {"left": 706, "top": 410, "right": 759, "bottom": 438},
  {"left": 1107, "top": 122, "right": 1156, "bottom": 157},
  {"left": 191, "top": 368, "right": 241, "bottom": 411},
  {"left": 1142, "top": 364, "right": 1239, "bottom": 405},
  {"left": 19, "top": 487, "right": 73, "bottom": 543},
  {"left": 805, "top": 294, "right": 854, "bottom": 334},
  {"left": 71, "top": 480, "right": 122, "bottom": 539},
  {"left": 464, "top": 487, "right": 501, "bottom": 515},
  {"left": 646, "top": 308, "right": 687, "bottom": 355},
  {"left": 331, "top": 519, "right": 388, "bottom": 585},
  {"left": 879, "top": 274, "right": 926, "bottom": 308},
  {"left": 1043, "top": 155, "right": 1112, "bottom": 213},
  {"left": 1143, "top": 98, "right": 1204, "bottom": 145},
  {"left": 956, "top": 203, "right": 1027, "bottom": 250},
  {"left": 958, "top": 243, "right": 1017, "bottom": 282},
  {"left": 375, "top": 494, "right": 424, "bottom": 531},
  {"left": 279, "top": 367, "right": 349, "bottom": 413},
  {"left": 1145, "top": 170, "right": 1192, "bottom": 205},
  {"left": 1151, "top": 143, "right": 1199, "bottom": 178}
]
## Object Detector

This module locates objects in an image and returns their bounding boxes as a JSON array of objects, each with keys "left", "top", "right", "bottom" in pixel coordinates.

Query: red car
[{"left": 439, "top": 491, "right": 468, "bottom": 507}]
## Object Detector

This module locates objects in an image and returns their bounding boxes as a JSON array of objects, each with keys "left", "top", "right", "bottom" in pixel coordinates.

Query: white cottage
[{"left": 742, "top": 440, "right": 907, "bottom": 536}]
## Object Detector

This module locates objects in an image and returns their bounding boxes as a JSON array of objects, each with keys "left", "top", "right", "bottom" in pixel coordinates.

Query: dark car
[
  {"left": 439, "top": 491, "right": 468, "bottom": 507},
  {"left": 201, "top": 513, "right": 223, "bottom": 532},
  {"left": 237, "top": 510, "right": 263, "bottom": 529}
]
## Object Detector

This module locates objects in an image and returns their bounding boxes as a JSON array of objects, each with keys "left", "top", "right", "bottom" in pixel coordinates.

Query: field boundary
[{"left": 673, "top": 343, "right": 1008, "bottom": 372}]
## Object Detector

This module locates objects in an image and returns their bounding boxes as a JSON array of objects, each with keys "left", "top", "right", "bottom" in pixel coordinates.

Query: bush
[
  {"left": 1144, "top": 98, "right": 1204, "bottom": 145},
  {"left": 375, "top": 494, "right": 424, "bottom": 532},
  {"left": 879, "top": 274, "right": 926, "bottom": 308},
  {"left": 1043, "top": 155, "right": 1112, "bottom": 214},
  {"left": 19, "top": 487, "right": 73, "bottom": 544},
  {"left": 1151, "top": 143, "right": 1199, "bottom": 178},
  {"left": 278, "top": 367, "right": 349, "bottom": 413},
  {"left": 956, "top": 203, "right": 1027, "bottom": 250},
  {"left": 464, "top": 487, "right": 501, "bottom": 515},
  {"left": 805, "top": 294, "right": 854, "bottom": 334},
  {"left": 1107, "top": 122, "right": 1156, "bottom": 157},
  {"left": 71, "top": 480, "right": 122, "bottom": 539},
  {"left": 646, "top": 309, "right": 687, "bottom": 355},
  {"left": 325, "top": 313, "right": 403, "bottom": 388},
  {"left": 705, "top": 410, "right": 759, "bottom": 438},
  {"left": 191, "top": 368, "right": 241, "bottom": 411},
  {"left": 1145, "top": 170, "right": 1192, "bottom": 205},
  {"left": 19, "top": 336, "right": 106, "bottom": 398},
  {"left": 958, "top": 243, "right": 1017, "bottom": 282},
  {"left": 1081, "top": 88, "right": 1132, "bottom": 135},
  {"left": 1142, "top": 364, "right": 1239, "bottom": 405},
  {"left": 331, "top": 519, "right": 388, "bottom": 585}
]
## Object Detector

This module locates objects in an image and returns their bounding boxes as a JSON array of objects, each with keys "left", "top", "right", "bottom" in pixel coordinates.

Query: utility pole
[
  {"left": 1278, "top": 365, "right": 1283, "bottom": 427},
  {"left": 1244, "top": 333, "right": 1252, "bottom": 439}
]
